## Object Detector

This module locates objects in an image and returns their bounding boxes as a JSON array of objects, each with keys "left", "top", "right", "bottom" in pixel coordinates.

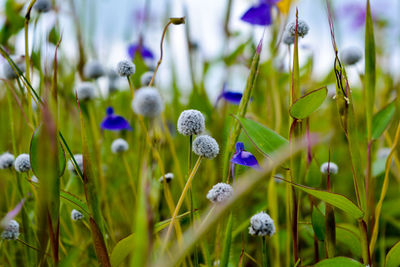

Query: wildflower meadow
[{"left": 1, "top": 0, "right": 400, "bottom": 266}]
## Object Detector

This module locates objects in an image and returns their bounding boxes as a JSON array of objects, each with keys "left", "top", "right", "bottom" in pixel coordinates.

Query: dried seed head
[
  {"left": 282, "top": 31, "right": 295, "bottom": 45},
  {"left": 76, "top": 82, "right": 96, "bottom": 101},
  {"left": 117, "top": 60, "right": 135, "bottom": 77},
  {"left": 341, "top": 47, "right": 362, "bottom": 65},
  {"left": 2, "top": 56, "right": 25, "bottom": 80},
  {"left": 83, "top": 60, "right": 105, "bottom": 79},
  {"left": 249, "top": 212, "right": 275, "bottom": 237},
  {"left": 67, "top": 154, "right": 83, "bottom": 176},
  {"left": 34, "top": 0, "right": 52, "bottom": 13},
  {"left": 140, "top": 71, "right": 154, "bottom": 86},
  {"left": 14, "top": 154, "right": 30, "bottom": 173},
  {"left": 192, "top": 135, "right": 219, "bottom": 159},
  {"left": 158, "top": 173, "right": 174, "bottom": 183},
  {"left": 287, "top": 20, "right": 309, "bottom": 38},
  {"left": 177, "top": 109, "right": 205, "bottom": 136},
  {"left": 1, "top": 220, "right": 19, "bottom": 240},
  {"left": 320, "top": 162, "right": 338, "bottom": 175},
  {"left": 111, "top": 138, "right": 129, "bottom": 154},
  {"left": 0, "top": 152, "right": 14, "bottom": 169},
  {"left": 131, "top": 87, "right": 163, "bottom": 117},
  {"left": 206, "top": 183, "right": 233, "bottom": 203},
  {"left": 71, "top": 209, "right": 84, "bottom": 221}
]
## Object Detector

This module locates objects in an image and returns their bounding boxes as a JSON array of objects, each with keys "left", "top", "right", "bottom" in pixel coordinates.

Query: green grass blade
[
  {"left": 385, "top": 240, "right": 400, "bottom": 267},
  {"left": 220, "top": 212, "right": 233, "bottom": 267},
  {"left": 314, "top": 257, "right": 364, "bottom": 267},
  {"left": 111, "top": 234, "right": 135, "bottom": 267},
  {"left": 372, "top": 101, "right": 396, "bottom": 140},
  {"left": 289, "top": 87, "right": 327, "bottom": 119}
]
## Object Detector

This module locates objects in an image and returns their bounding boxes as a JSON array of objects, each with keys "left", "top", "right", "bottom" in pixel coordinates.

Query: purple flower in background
[
  {"left": 101, "top": 107, "right": 132, "bottom": 131},
  {"left": 216, "top": 84, "right": 243, "bottom": 105},
  {"left": 339, "top": 2, "right": 386, "bottom": 29},
  {"left": 231, "top": 142, "right": 260, "bottom": 181},
  {"left": 241, "top": 0, "right": 280, "bottom": 26},
  {"left": 128, "top": 43, "right": 154, "bottom": 60}
]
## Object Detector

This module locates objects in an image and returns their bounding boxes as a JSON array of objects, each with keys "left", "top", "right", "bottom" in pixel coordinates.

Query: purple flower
[
  {"left": 231, "top": 142, "right": 260, "bottom": 181},
  {"left": 100, "top": 107, "right": 132, "bottom": 131},
  {"left": 216, "top": 84, "right": 252, "bottom": 106},
  {"left": 240, "top": 0, "right": 280, "bottom": 26},
  {"left": 128, "top": 43, "right": 154, "bottom": 60}
]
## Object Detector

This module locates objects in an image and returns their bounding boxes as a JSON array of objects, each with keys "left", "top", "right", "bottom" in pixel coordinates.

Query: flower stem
[
  {"left": 163, "top": 156, "right": 203, "bottom": 251},
  {"left": 262, "top": 236, "right": 268, "bottom": 267}
]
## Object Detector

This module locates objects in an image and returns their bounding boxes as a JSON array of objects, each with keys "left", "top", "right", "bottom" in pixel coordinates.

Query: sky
[{"left": 1, "top": 0, "right": 399, "bottom": 101}]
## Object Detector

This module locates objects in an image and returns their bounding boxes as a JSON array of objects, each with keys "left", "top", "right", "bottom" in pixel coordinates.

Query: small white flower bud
[
  {"left": 249, "top": 212, "right": 275, "bottom": 237},
  {"left": 33, "top": 0, "right": 52, "bottom": 13},
  {"left": 140, "top": 71, "right": 154, "bottom": 86},
  {"left": 206, "top": 183, "right": 233, "bottom": 203},
  {"left": 1, "top": 220, "right": 19, "bottom": 240},
  {"left": 131, "top": 87, "right": 163, "bottom": 117},
  {"left": 320, "top": 162, "right": 338, "bottom": 175},
  {"left": 71, "top": 209, "right": 84, "bottom": 221},
  {"left": 76, "top": 82, "right": 96, "bottom": 101},
  {"left": 117, "top": 60, "right": 135, "bottom": 77},
  {"left": 192, "top": 135, "right": 219, "bottom": 159},
  {"left": 31, "top": 175, "right": 39, "bottom": 183},
  {"left": 177, "top": 109, "right": 205, "bottom": 136},
  {"left": 111, "top": 138, "right": 129, "bottom": 154},
  {"left": 377, "top": 148, "right": 391, "bottom": 159},
  {"left": 341, "top": 47, "right": 362, "bottom": 65},
  {"left": 287, "top": 20, "right": 309, "bottom": 38},
  {"left": 158, "top": 173, "right": 174, "bottom": 183},
  {"left": 67, "top": 154, "right": 83, "bottom": 175},
  {"left": 0, "top": 152, "right": 15, "bottom": 169},
  {"left": 14, "top": 154, "right": 30, "bottom": 173},
  {"left": 83, "top": 60, "right": 105, "bottom": 79}
]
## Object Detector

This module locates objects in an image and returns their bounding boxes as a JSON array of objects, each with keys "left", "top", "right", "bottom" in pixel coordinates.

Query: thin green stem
[{"left": 262, "top": 236, "right": 268, "bottom": 267}]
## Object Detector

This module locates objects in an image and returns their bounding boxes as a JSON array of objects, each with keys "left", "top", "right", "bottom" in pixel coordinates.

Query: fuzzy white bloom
[
  {"left": 14, "top": 154, "right": 30, "bottom": 173},
  {"left": 159, "top": 173, "right": 174, "bottom": 183},
  {"left": 341, "top": 47, "right": 362, "bottom": 65},
  {"left": 249, "top": 212, "right": 275, "bottom": 237},
  {"left": 192, "top": 135, "right": 219, "bottom": 159},
  {"left": 287, "top": 20, "right": 309, "bottom": 38},
  {"left": 206, "top": 183, "right": 233, "bottom": 203},
  {"left": 0, "top": 152, "right": 14, "bottom": 169},
  {"left": 111, "top": 138, "right": 129, "bottom": 154},
  {"left": 2, "top": 56, "right": 25, "bottom": 80},
  {"left": 320, "top": 162, "right": 338, "bottom": 175},
  {"left": 67, "top": 154, "right": 83, "bottom": 175},
  {"left": 1, "top": 220, "right": 19, "bottom": 240},
  {"left": 282, "top": 32, "right": 295, "bottom": 45},
  {"left": 76, "top": 82, "right": 96, "bottom": 101},
  {"left": 140, "top": 71, "right": 154, "bottom": 86},
  {"left": 33, "top": 0, "right": 52, "bottom": 13},
  {"left": 84, "top": 60, "right": 105, "bottom": 79},
  {"left": 31, "top": 175, "right": 39, "bottom": 183},
  {"left": 131, "top": 87, "right": 163, "bottom": 117},
  {"left": 177, "top": 109, "right": 205, "bottom": 136},
  {"left": 71, "top": 209, "right": 84, "bottom": 221},
  {"left": 117, "top": 60, "right": 135, "bottom": 77}
]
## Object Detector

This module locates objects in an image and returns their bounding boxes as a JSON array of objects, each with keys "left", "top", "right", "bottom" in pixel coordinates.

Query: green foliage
[{"left": 289, "top": 87, "right": 327, "bottom": 119}]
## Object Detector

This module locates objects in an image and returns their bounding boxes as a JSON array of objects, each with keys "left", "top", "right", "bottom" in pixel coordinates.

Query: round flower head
[
  {"left": 206, "top": 183, "right": 233, "bottom": 203},
  {"left": 283, "top": 31, "right": 295, "bottom": 45},
  {"left": 141, "top": 71, "right": 154, "bottom": 86},
  {"left": 131, "top": 87, "right": 163, "bottom": 117},
  {"left": 287, "top": 20, "right": 309, "bottom": 38},
  {"left": 2, "top": 56, "right": 25, "bottom": 80},
  {"left": 67, "top": 154, "right": 83, "bottom": 175},
  {"left": 192, "top": 135, "right": 219, "bottom": 159},
  {"left": 0, "top": 152, "right": 15, "bottom": 169},
  {"left": 14, "top": 154, "right": 30, "bottom": 173},
  {"left": 111, "top": 138, "right": 129, "bottom": 154},
  {"left": 83, "top": 60, "right": 105, "bottom": 79},
  {"left": 76, "top": 82, "right": 96, "bottom": 101},
  {"left": 177, "top": 109, "right": 205, "bottom": 136},
  {"left": 33, "top": 0, "right": 52, "bottom": 13},
  {"left": 1, "top": 220, "right": 19, "bottom": 240},
  {"left": 71, "top": 209, "right": 84, "bottom": 221},
  {"left": 249, "top": 212, "right": 275, "bottom": 237},
  {"left": 320, "top": 162, "right": 338, "bottom": 175},
  {"left": 159, "top": 172, "right": 174, "bottom": 183},
  {"left": 117, "top": 60, "right": 135, "bottom": 77},
  {"left": 341, "top": 47, "right": 362, "bottom": 65}
]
